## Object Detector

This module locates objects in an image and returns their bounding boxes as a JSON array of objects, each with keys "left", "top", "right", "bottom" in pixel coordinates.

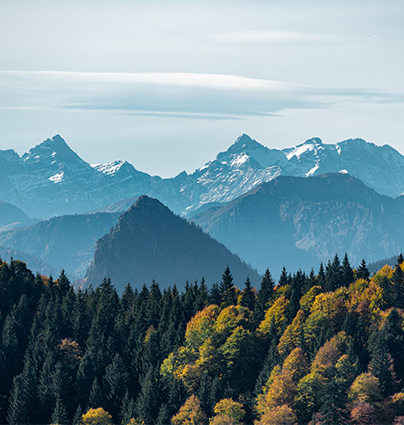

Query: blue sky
[{"left": 1, "top": 0, "right": 404, "bottom": 177}]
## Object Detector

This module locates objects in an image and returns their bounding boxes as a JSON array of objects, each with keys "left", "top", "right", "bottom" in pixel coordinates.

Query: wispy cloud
[
  {"left": 0, "top": 71, "right": 403, "bottom": 120},
  {"left": 213, "top": 30, "right": 338, "bottom": 43}
]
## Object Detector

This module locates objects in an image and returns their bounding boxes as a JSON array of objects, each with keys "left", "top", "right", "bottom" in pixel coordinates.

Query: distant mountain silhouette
[
  {"left": 192, "top": 173, "right": 404, "bottom": 277},
  {"left": 0, "top": 200, "right": 38, "bottom": 232},
  {"left": 85, "top": 196, "right": 260, "bottom": 292},
  {"left": 0, "top": 212, "right": 121, "bottom": 279}
]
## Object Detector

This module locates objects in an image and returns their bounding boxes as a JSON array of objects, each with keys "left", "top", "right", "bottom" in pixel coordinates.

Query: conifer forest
[{"left": 2, "top": 254, "right": 404, "bottom": 424}]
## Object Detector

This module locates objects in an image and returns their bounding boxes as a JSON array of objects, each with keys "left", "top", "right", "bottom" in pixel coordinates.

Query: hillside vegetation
[{"left": 1, "top": 254, "right": 404, "bottom": 424}]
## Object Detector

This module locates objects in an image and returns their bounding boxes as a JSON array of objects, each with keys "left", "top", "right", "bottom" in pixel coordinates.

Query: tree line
[{"left": 0, "top": 253, "right": 404, "bottom": 424}]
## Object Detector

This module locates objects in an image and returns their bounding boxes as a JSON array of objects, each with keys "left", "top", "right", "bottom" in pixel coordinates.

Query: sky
[{"left": 1, "top": 0, "right": 404, "bottom": 177}]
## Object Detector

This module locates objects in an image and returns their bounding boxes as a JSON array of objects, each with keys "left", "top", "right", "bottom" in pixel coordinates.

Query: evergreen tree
[
  {"left": 219, "top": 266, "right": 237, "bottom": 307},
  {"left": 136, "top": 365, "right": 160, "bottom": 424},
  {"left": 239, "top": 276, "right": 255, "bottom": 311},
  {"left": 72, "top": 405, "right": 83, "bottom": 425},
  {"left": 7, "top": 358, "right": 38, "bottom": 425},
  {"left": 278, "top": 267, "right": 291, "bottom": 287},
  {"left": 357, "top": 259, "right": 370, "bottom": 281},
  {"left": 87, "top": 378, "right": 104, "bottom": 411},
  {"left": 368, "top": 328, "right": 399, "bottom": 396},
  {"left": 210, "top": 283, "right": 221, "bottom": 306},
  {"left": 325, "top": 254, "right": 343, "bottom": 292},
  {"left": 254, "top": 269, "right": 275, "bottom": 326},
  {"left": 50, "top": 396, "right": 69, "bottom": 425},
  {"left": 103, "top": 352, "right": 130, "bottom": 419},
  {"left": 342, "top": 253, "right": 354, "bottom": 287},
  {"left": 120, "top": 391, "right": 136, "bottom": 425},
  {"left": 392, "top": 263, "right": 404, "bottom": 309},
  {"left": 317, "top": 262, "right": 326, "bottom": 290}
]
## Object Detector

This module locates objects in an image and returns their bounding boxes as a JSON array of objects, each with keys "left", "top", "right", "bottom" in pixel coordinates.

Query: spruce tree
[
  {"left": 50, "top": 396, "right": 69, "bottom": 425},
  {"left": 254, "top": 269, "right": 274, "bottom": 326},
  {"left": 392, "top": 263, "right": 404, "bottom": 309},
  {"left": 240, "top": 276, "right": 255, "bottom": 311},
  {"left": 219, "top": 266, "right": 237, "bottom": 307},
  {"left": 103, "top": 352, "right": 130, "bottom": 419},
  {"left": 342, "top": 253, "right": 354, "bottom": 287},
  {"left": 357, "top": 258, "right": 370, "bottom": 281}
]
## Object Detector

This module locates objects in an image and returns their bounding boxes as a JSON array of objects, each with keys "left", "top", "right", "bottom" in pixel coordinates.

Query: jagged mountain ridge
[
  {"left": 1, "top": 134, "right": 404, "bottom": 219},
  {"left": 85, "top": 196, "right": 260, "bottom": 292},
  {"left": 192, "top": 173, "right": 404, "bottom": 277}
]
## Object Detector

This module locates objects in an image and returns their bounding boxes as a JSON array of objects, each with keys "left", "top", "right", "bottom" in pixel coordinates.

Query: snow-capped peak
[
  {"left": 94, "top": 160, "right": 125, "bottom": 175},
  {"left": 285, "top": 138, "right": 323, "bottom": 160}
]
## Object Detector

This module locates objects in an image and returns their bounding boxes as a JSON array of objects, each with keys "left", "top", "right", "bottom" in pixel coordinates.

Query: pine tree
[
  {"left": 278, "top": 267, "right": 291, "bottom": 287},
  {"left": 104, "top": 352, "right": 130, "bottom": 419},
  {"left": 120, "top": 391, "right": 136, "bottom": 425},
  {"left": 317, "top": 262, "right": 326, "bottom": 290},
  {"left": 50, "top": 396, "right": 69, "bottom": 425},
  {"left": 325, "top": 254, "right": 343, "bottom": 291},
  {"left": 240, "top": 276, "right": 255, "bottom": 311},
  {"left": 72, "top": 405, "right": 83, "bottom": 425},
  {"left": 342, "top": 253, "right": 354, "bottom": 287},
  {"left": 368, "top": 329, "right": 399, "bottom": 397},
  {"left": 254, "top": 269, "right": 275, "bottom": 326},
  {"left": 219, "top": 266, "right": 237, "bottom": 307},
  {"left": 392, "top": 263, "right": 404, "bottom": 309},
  {"left": 136, "top": 365, "right": 160, "bottom": 424},
  {"left": 7, "top": 358, "right": 38, "bottom": 425},
  {"left": 357, "top": 259, "right": 370, "bottom": 281},
  {"left": 87, "top": 378, "right": 104, "bottom": 411}
]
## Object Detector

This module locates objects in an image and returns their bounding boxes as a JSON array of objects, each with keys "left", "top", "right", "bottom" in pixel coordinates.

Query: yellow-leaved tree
[
  {"left": 210, "top": 398, "right": 245, "bottom": 425},
  {"left": 80, "top": 407, "right": 113, "bottom": 425},
  {"left": 171, "top": 395, "right": 208, "bottom": 425}
]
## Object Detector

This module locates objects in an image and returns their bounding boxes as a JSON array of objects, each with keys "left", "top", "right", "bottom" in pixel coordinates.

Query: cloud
[
  {"left": 213, "top": 30, "right": 338, "bottom": 43},
  {"left": 0, "top": 71, "right": 403, "bottom": 120}
]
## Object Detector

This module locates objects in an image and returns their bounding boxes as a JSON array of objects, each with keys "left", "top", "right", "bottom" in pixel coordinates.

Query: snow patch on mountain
[
  {"left": 49, "top": 172, "right": 64, "bottom": 183},
  {"left": 94, "top": 160, "right": 125, "bottom": 175}
]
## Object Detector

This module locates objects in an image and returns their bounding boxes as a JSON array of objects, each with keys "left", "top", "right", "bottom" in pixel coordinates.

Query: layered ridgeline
[
  {"left": 1, "top": 134, "right": 404, "bottom": 218},
  {"left": 193, "top": 173, "right": 404, "bottom": 276},
  {"left": 0, "top": 212, "right": 121, "bottom": 279},
  {"left": 85, "top": 196, "right": 260, "bottom": 292},
  {"left": 2, "top": 173, "right": 404, "bottom": 282}
]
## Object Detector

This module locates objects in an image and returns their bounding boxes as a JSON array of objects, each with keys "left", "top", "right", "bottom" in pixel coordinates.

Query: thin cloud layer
[{"left": 1, "top": 71, "right": 403, "bottom": 120}]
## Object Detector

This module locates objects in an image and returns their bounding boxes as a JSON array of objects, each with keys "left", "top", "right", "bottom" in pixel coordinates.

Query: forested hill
[
  {"left": 85, "top": 195, "right": 260, "bottom": 292},
  {"left": 2, "top": 253, "right": 404, "bottom": 424}
]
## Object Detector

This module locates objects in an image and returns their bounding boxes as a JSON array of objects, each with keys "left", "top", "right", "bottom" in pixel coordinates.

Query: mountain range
[
  {"left": 1, "top": 134, "right": 404, "bottom": 219},
  {"left": 192, "top": 173, "right": 404, "bottom": 276},
  {"left": 1, "top": 133, "right": 404, "bottom": 284}
]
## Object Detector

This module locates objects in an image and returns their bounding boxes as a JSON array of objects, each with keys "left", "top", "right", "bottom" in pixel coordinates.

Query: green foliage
[{"left": 2, "top": 253, "right": 404, "bottom": 425}]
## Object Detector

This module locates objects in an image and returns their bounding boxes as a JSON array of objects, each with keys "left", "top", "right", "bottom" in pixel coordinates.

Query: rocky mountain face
[
  {"left": 85, "top": 196, "right": 260, "bottom": 292},
  {"left": 192, "top": 173, "right": 404, "bottom": 277},
  {"left": 0, "top": 212, "right": 121, "bottom": 279},
  {"left": 1, "top": 134, "right": 404, "bottom": 219}
]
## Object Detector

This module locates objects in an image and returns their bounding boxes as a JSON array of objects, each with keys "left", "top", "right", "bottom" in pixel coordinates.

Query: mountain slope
[
  {"left": 85, "top": 196, "right": 260, "bottom": 292},
  {"left": 0, "top": 200, "right": 38, "bottom": 232},
  {"left": 192, "top": 173, "right": 404, "bottom": 276},
  {"left": 0, "top": 212, "right": 121, "bottom": 278}
]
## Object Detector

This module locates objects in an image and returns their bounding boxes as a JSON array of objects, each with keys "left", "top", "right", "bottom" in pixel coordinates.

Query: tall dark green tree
[
  {"left": 219, "top": 266, "right": 237, "bottom": 307},
  {"left": 254, "top": 269, "right": 275, "bottom": 326},
  {"left": 357, "top": 259, "right": 370, "bottom": 281},
  {"left": 342, "top": 253, "right": 354, "bottom": 287},
  {"left": 240, "top": 276, "right": 255, "bottom": 311}
]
